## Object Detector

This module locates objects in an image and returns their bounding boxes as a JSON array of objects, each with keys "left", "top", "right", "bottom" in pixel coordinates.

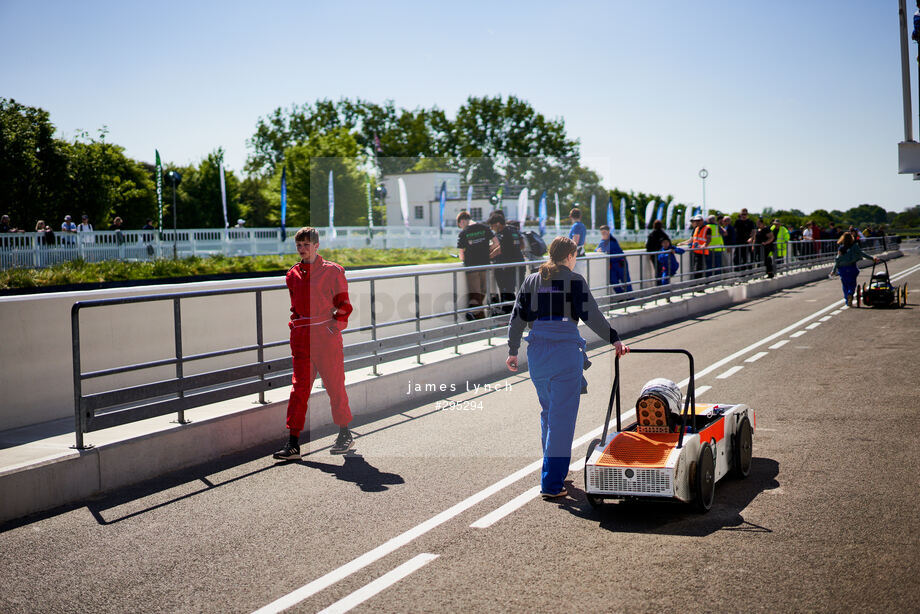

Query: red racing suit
[{"left": 285, "top": 255, "right": 353, "bottom": 436}]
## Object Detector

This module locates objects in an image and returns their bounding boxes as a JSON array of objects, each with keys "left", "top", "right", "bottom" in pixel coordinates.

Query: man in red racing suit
[{"left": 273, "top": 227, "right": 355, "bottom": 460}]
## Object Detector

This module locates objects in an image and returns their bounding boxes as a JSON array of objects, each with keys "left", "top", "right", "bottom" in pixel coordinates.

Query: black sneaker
[
  {"left": 272, "top": 442, "right": 301, "bottom": 460},
  {"left": 330, "top": 429, "right": 355, "bottom": 454}
]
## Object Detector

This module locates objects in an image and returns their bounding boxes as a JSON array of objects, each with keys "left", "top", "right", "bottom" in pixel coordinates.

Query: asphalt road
[{"left": 2, "top": 253, "right": 919, "bottom": 614}]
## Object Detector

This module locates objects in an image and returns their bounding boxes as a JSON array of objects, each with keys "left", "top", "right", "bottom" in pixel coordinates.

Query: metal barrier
[{"left": 69, "top": 237, "right": 891, "bottom": 448}]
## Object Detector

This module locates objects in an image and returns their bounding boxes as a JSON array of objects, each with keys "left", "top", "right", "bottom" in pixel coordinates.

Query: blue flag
[
  {"left": 280, "top": 166, "right": 287, "bottom": 241},
  {"left": 607, "top": 197, "right": 614, "bottom": 229},
  {"left": 656, "top": 201, "right": 665, "bottom": 223},
  {"left": 439, "top": 181, "right": 447, "bottom": 235},
  {"left": 538, "top": 190, "right": 547, "bottom": 236}
]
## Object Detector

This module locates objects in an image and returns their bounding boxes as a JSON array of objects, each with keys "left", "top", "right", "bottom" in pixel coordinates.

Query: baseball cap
[
  {"left": 64, "top": 215, "right": 72, "bottom": 221},
  {"left": 690, "top": 214, "right": 703, "bottom": 221}
]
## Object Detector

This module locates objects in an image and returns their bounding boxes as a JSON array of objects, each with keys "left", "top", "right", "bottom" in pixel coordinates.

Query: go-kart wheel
[
  {"left": 693, "top": 443, "right": 715, "bottom": 513},
  {"left": 731, "top": 417, "right": 753, "bottom": 479},
  {"left": 584, "top": 438, "right": 603, "bottom": 509},
  {"left": 903, "top": 283, "right": 908, "bottom": 307},
  {"left": 855, "top": 284, "right": 861, "bottom": 308}
]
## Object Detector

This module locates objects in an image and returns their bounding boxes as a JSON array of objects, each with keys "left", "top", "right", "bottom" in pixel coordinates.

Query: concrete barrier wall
[{"left": 0, "top": 256, "right": 614, "bottom": 432}]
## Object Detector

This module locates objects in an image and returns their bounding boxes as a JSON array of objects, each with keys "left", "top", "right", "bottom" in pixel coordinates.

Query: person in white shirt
[{"left": 77, "top": 214, "right": 95, "bottom": 244}]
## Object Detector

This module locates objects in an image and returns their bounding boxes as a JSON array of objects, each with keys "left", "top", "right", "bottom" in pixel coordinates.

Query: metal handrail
[{"left": 69, "top": 236, "right": 894, "bottom": 448}]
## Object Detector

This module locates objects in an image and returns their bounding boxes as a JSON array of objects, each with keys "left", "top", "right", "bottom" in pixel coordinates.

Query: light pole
[
  {"left": 699, "top": 168, "right": 709, "bottom": 219},
  {"left": 166, "top": 170, "right": 182, "bottom": 259}
]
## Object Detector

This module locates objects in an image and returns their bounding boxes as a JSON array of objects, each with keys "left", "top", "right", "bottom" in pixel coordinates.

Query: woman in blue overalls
[{"left": 506, "top": 237, "right": 629, "bottom": 498}]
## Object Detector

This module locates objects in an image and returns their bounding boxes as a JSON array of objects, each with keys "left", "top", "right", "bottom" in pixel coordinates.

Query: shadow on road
[
  {"left": 554, "top": 457, "right": 780, "bottom": 537},
  {"left": 297, "top": 452, "right": 405, "bottom": 492}
]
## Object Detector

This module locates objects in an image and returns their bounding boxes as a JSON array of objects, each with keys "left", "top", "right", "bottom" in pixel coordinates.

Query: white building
[{"left": 381, "top": 171, "right": 535, "bottom": 229}]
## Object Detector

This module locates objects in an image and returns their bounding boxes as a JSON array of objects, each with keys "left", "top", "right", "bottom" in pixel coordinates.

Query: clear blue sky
[{"left": 1, "top": 0, "right": 916, "bottom": 214}]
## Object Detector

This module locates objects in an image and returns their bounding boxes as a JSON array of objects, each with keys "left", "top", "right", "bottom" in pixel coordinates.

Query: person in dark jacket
[
  {"left": 596, "top": 225, "right": 632, "bottom": 292},
  {"left": 733, "top": 208, "right": 756, "bottom": 269},
  {"left": 645, "top": 220, "right": 670, "bottom": 285},
  {"left": 489, "top": 211, "right": 526, "bottom": 314},
  {"left": 507, "top": 236, "right": 629, "bottom": 499}
]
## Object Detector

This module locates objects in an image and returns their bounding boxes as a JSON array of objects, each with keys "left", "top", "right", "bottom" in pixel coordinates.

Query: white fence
[{"left": 0, "top": 226, "right": 692, "bottom": 269}]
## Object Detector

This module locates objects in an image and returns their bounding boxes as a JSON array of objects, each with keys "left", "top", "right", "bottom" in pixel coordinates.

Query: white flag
[
  {"left": 665, "top": 200, "right": 676, "bottom": 230},
  {"left": 219, "top": 162, "right": 228, "bottom": 229},
  {"left": 398, "top": 177, "right": 409, "bottom": 228},
  {"left": 554, "top": 192, "right": 560, "bottom": 234},
  {"left": 645, "top": 200, "right": 656, "bottom": 230},
  {"left": 590, "top": 193, "right": 596, "bottom": 230},
  {"left": 328, "top": 170, "right": 336, "bottom": 239},
  {"left": 517, "top": 187, "right": 528, "bottom": 223}
]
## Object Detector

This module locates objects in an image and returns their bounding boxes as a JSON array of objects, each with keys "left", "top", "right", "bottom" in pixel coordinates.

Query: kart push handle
[{"left": 602, "top": 348, "right": 696, "bottom": 449}]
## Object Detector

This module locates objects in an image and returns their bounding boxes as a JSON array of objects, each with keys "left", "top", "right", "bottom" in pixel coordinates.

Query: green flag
[{"left": 155, "top": 150, "right": 163, "bottom": 230}]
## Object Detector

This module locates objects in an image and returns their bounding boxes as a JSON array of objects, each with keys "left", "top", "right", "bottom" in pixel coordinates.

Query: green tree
[
  {"left": 0, "top": 98, "right": 69, "bottom": 228},
  {"left": 66, "top": 129, "right": 156, "bottom": 229},
  {"left": 171, "top": 149, "right": 241, "bottom": 228},
  {"left": 238, "top": 175, "right": 274, "bottom": 227},
  {"left": 263, "top": 128, "right": 368, "bottom": 227}
]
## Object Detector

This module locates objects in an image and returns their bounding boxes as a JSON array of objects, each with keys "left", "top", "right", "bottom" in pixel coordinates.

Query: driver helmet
[{"left": 636, "top": 378, "right": 683, "bottom": 431}]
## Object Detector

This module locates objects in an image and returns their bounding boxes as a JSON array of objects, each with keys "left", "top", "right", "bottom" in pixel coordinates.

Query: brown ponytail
[{"left": 539, "top": 236, "right": 578, "bottom": 281}]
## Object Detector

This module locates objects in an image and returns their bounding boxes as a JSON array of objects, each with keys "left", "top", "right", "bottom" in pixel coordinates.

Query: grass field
[{"left": 0, "top": 243, "right": 647, "bottom": 290}]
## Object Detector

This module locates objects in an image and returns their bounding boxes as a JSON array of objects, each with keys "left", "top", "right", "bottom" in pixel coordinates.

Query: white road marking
[
  {"left": 790, "top": 330, "right": 807, "bottom": 338},
  {"left": 695, "top": 385, "right": 712, "bottom": 396},
  {"left": 745, "top": 352, "right": 769, "bottom": 363},
  {"left": 819, "top": 316, "right": 832, "bottom": 322},
  {"left": 831, "top": 310, "right": 842, "bottom": 315},
  {"left": 252, "top": 259, "right": 920, "bottom": 613},
  {"left": 805, "top": 322, "right": 821, "bottom": 330},
  {"left": 316, "top": 554, "right": 439, "bottom": 614},
  {"left": 716, "top": 366, "right": 744, "bottom": 379},
  {"left": 769, "top": 340, "right": 789, "bottom": 350},
  {"left": 249, "top": 420, "right": 617, "bottom": 614}
]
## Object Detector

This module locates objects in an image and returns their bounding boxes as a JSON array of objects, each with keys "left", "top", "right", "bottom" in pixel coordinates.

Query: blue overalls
[{"left": 525, "top": 319, "right": 588, "bottom": 494}]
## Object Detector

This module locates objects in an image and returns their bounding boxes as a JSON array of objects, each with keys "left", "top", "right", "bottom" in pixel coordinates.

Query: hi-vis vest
[
  {"left": 772, "top": 224, "right": 789, "bottom": 257},
  {"left": 691, "top": 225, "right": 710, "bottom": 255},
  {"left": 707, "top": 223, "right": 724, "bottom": 251}
]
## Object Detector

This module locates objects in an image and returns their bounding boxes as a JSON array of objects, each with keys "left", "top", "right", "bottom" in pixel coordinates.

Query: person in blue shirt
[
  {"left": 567, "top": 207, "right": 586, "bottom": 255},
  {"left": 655, "top": 237, "right": 685, "bottom": 285},
  {"left": 568, "top": 207, "right": 587, "bottom": 278},
  {"left": 595, "top": 225, "right": 632, "bottom": 292}
]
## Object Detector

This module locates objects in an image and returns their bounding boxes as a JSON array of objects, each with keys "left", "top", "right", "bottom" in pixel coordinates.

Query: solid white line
[
  {"left": 790, "top": 330, "right": 807, "bottom": 338},
  {"left": 805, "top": 322, "right": 821, "bottom": 330},
  {"left": 716, "top": 365, "right": 744, "bottom": 379},
  {"left": 316, "top": 554, "right": 439, "bottom": 614},
  {"left": 744, "top": 351, "right": 769, "bottom": 363},
  {"left": 695, "top": 385, "right": 712, "bottom": 396},
  {"left": 253, "top": 260, "right": 920, "bottom": 613},
  {"left": 819, "top": 316, "right": 832, "bottom": 322},
  {"left": 769, "top": 340, "right": 789, "bottom": 350}
]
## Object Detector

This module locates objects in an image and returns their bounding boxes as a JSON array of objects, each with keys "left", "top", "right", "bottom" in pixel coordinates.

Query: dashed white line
[
  {"left": 790, "top": 330, "right": 807, "bottom": 338},
  {"left": 831, "top": 310, "right": 842, "bottom": 315},
  {"left": 695, "top": 385, "right": 712, "bottom": 396},
  {"left": 819, "top": 316, "right": 832, "bottom": 322},
  {"left": 805, "top": 322, "right": 821, "bottom": 330},
  {"left": 745, "top": 351, "right": 769, "bottom": 363},
  {"left": 316, "top": 554, "right": 440, "bottom": 614},
  {"left": 716, "top": 365, "right": 744, "bottom": 379},
  {"left": 769, "top": 340, "right": 789, "bottom": 350}
]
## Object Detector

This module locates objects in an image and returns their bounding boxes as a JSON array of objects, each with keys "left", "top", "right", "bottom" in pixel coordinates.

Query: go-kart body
[
  {"left": 584, "top": 349, "right": 755, "bottom": 511},
  {"left": 857, "top": 261, "right": 907, "bottom": 308}
]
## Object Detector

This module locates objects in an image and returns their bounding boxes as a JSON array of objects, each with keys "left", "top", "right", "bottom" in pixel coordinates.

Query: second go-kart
[
  {"left": 584, "top": 348, "right": 755, "bottom": 512},
  {"left": 855, "top": 260, "right": 907, "bottom": 308}
]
